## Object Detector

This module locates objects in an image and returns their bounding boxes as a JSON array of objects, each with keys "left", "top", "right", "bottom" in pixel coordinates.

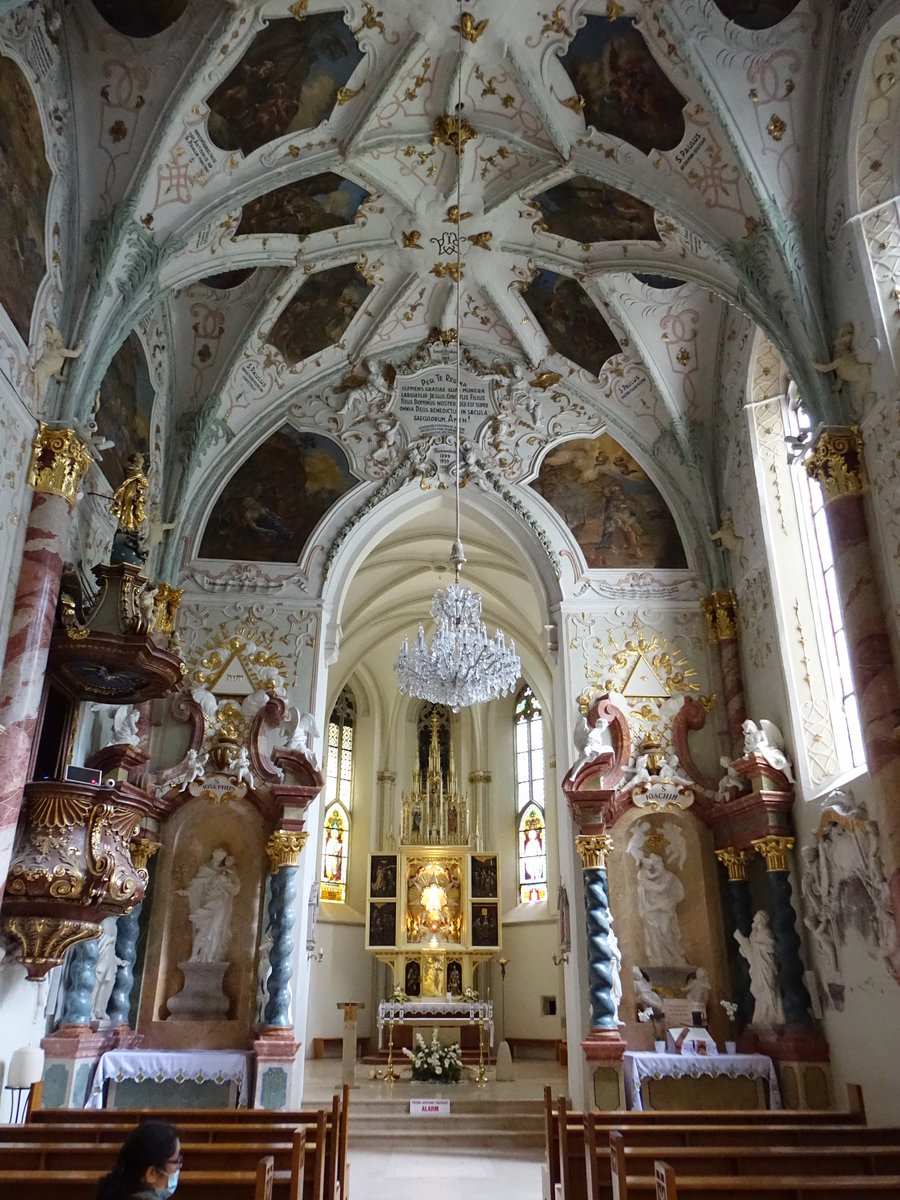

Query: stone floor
[{"left": 303, "top": 1057, "right": 567, "bottom": 1199}]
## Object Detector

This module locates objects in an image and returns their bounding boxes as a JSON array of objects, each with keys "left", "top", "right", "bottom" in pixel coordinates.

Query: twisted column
[
  {"left": 701, "top": 591, "right": 747, "bottom": 757},
  {"left": 262, "top": 831, "right": 307, "bottom": 1028},
  {"left": 61, "top": 937, "right": 100, "bottom": 1026},
  {"left": 715, "top": 848, "right": 754, "bottom": 1026},
  {"left": 806, "top": 429, "right": 900, "bottom": 967},
  {"left": 0, "top": 424, "right": 92, "bottom": 902},
  {"left": 752, "top": 836, "right": 811, "bottom": 1027},
  {"left": 575, "top": 834, "right": 618, "bottom": 1030},
  {"left": 106, "top": 840, "right": 158, "bottom": 1025}
]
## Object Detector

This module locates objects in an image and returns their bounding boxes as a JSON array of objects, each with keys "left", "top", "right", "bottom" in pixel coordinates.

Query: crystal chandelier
[{"left": 394, "top": 3, "right": 520, "bottom": 711}]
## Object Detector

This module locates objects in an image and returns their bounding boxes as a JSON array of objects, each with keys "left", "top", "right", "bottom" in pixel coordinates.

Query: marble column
[
  {"left": 752, "top": 836, "right": 812, "bottom": 1027},
  {"left": 575, "top": 834, "right": 619, "bottom": 1032},
  {"left": 714, "top": 848, "right": 754, "bottom": 1026},
  {"left": 262, "top": 830, "right": 308, "bottom": 1028},
  {"left": 806, "top": 428, "right": 900, "bottom": 963},
  {"left": 0, "top": 424, "right": 92, "bottom": 903},
  {"left": 701, "top": 590, "right": 747, "bottom": 757},
  {"left": 61, "top": 937, "right": 100, "bottom": 1027},
  {"left": 106, "top": 839, "right": 159, "bottom": 1027}
]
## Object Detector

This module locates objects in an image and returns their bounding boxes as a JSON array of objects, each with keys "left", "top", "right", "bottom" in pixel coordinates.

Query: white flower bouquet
[
  {"left": 462, "top": 986, "right": 479, "bottom": 1002},
  {"left": 402, "top": 1029, "right": 463, "bottom": 1082}
]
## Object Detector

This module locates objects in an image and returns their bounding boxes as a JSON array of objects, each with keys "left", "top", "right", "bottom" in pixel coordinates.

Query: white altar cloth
[
  {"left": 377, "top": 999, "right": 494, "bottom": 1047},
  {"left": 623, "top": 1050, "right": 781, "bottom": 1111},
  {"left": 87, "top": 1049, "right": 252, "bottom": 1108}
]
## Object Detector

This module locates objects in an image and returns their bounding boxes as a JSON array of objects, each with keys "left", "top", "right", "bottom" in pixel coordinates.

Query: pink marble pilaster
[
  {"left": 0, "top": 440, "right": 87, "bottom": 905},
  {"left": 718, "top": 636, "right": 748, "bottom": 758}
]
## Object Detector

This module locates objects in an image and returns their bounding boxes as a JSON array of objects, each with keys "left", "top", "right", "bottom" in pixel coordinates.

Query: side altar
[{"left": 366, "top": 717, "right": 501, "bottom": 998}]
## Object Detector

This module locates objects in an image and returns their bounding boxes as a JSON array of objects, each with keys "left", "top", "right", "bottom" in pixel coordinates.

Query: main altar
[{"left": 366, "top": 716, "right": 501, "bottom": 999}]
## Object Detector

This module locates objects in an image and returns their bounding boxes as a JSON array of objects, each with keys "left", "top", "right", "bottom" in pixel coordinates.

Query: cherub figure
[
  {"left": 811, "top": 324, "right": 872, "bottom": 392},
  {"left": 742, "top": 719, "right": 795, "bottom": 783},
  {"left": 30, "top": 321, "right": 84, "bottom": 400}
]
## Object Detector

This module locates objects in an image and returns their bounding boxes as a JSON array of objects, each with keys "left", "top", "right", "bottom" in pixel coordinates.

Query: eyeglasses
[{"left": 166, "top": 1155, "right": 184, "bottom": 1169}]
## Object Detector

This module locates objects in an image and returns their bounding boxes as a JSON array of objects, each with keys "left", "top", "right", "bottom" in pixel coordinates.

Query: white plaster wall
[
  {"left": 0, "top": 381, "right": 34, "bottom": 672},
  {"left": 0, "top": 960, "right": 60, "bottom": 1121},
  {"left": 304, "top": 916, "right": 374, "bottom": 1046}
]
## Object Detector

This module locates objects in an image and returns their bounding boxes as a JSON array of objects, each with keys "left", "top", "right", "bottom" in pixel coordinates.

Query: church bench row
[
  {"left": 543, "top": 1087, "right": 868, "bottom": 1200},
  {"left": 0, "top": 1160, "right": 276, "bottom": 1200},
  {"left": 650, "top": 1164, "right": 900, "bottom": 1200},
  {"left": 0, "top": 1132, "right": 310, "bottom": 1200}
]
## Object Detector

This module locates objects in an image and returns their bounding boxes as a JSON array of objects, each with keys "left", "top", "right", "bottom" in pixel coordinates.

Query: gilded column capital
[
  {"left": 805, "top": 426, "right": 867, "bottom": 500},
  {"left": 130, "top": 838, "right": 160, "bottom": 872},
  {"left": 701, "top": 590, "right": 739, "bottom": 643},
  {"left": 27, "top": 422, "right": 93, "bottom": 503},
  {"left": 714, "top": 847, "right": 753, "bottom": 882},
  {"left": 266, "top": 829, "right": 309, "bottom": 873},
  {"left": 575, "top": 833, "right": 613, "bottom": 870},
  {"left": 751, "top": 834, "right": 795, "bottom": 872}
]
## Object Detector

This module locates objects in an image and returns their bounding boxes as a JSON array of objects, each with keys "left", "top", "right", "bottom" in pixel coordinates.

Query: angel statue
[
  {"left": 283, "top": 706, "right": 320, "bottom": 769},
  {"left": 569, "top": 713, "right": 611, "bottom": 777},
  {"left": 742, "top": 719, "right": 795, "bottom": 782}
]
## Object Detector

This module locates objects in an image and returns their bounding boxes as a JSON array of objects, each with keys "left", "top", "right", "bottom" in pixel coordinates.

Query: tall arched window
[
  {"left": 320, "top": 686, "right": 355, "bottom": 901},
  {"left": 515, "top": 685, "right": 547, "bottom": 902}
]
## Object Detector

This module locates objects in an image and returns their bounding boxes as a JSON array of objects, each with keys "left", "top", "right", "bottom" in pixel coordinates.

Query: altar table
[
  {"left": 87, "top": 1048, "right": 252, "bottom": 1109},
  {"left": 623, "top": 1050, "right": 781, "bottom": 1112},
  {"left": 377, "top": 999, "right": 494, "bottom": 1049}
]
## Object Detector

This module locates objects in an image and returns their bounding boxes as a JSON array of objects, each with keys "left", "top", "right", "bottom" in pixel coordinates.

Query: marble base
[
  {"left": 252, "top": 1029, "right": 302, "bottom": 1110},
  {"left": 167, "top": 960, "right": 230, "bottom": 1019}
]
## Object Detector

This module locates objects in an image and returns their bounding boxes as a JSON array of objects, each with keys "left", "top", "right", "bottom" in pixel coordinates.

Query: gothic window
[
  {"left": 515, "top": 685, "right": 547, "bottom": 902},
  {"left": 320, "top": 687, "right": 355, "bottom": 900},
  {"left": 787, "top": 402, "right": 865, "bottom": 769}
]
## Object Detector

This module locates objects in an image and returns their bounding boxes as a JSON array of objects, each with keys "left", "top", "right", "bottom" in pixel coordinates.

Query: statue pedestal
[
  {"left": 337, "top": 1002, "right": 365, "bottom": 1088},
  {"left": 167, "top": 961, "right": 230, "bottom": 1020}
]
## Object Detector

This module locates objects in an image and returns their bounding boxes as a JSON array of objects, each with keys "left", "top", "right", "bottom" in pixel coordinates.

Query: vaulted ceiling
[{"left": 6, "top": 0, "right": 848, "bottom": 586}]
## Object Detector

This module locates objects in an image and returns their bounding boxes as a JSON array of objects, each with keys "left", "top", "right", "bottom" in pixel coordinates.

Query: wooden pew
[
  {"left": 651, "top": 1160, "right": 900, "bottom": 1200},
  {"left": 0, "top": 1156, "right": 276, "bottom": 1200}
]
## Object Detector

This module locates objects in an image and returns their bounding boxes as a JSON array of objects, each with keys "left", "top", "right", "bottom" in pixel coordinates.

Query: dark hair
[{"left": 96, "top": 1121, "right": 180, "bottom": 1199}]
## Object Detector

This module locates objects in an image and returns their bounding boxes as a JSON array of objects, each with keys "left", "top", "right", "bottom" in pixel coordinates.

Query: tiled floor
[{"left": 345, "top": 1148, "right": 543, "bottom": 1199}]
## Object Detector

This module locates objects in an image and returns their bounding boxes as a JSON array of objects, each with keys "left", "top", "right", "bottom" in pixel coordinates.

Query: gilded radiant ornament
[{"left": 431, "top": 114, "right": 477, "bottom": 154}]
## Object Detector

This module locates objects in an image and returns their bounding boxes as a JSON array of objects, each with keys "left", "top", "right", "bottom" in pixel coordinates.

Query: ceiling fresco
[
  {"left": 267, "top": 262, "right": 374, "bottom": 366},
  {"left": 199, "top": 426, "right": 357, "bottom": 563},
  {"left": 522, "top": 271, "right": 621, "bottom": 378},
  {"left": 91, "top": 0, "right": 189, "bottom": 38},
  {"left": 712, "top": 0, "right": 801, "bottom": 30},
  {"left": 206, "top": 14, "right": 363, "bottom": 157},
  {"left": 237, "top": 172, "right": 370, "bottom": 238},
  {"left": 532, "top": 177, "right": 660, "bottom": 245},
  {"left": 560, "top": 15, "right": 687, "bottom": 154},
  {"left": 0, "top": 53, "right": 49, "bottom": 343},
  {"left": 8, "top": 0, "right": 845, "bottom": 589},
  {"left": 530, "top": 435, "right": 688, "bottom": 571}
]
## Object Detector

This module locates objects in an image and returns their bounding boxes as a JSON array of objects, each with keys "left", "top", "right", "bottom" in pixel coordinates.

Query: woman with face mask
[{"left": 96, "top": 1121, "right": 182, "bottom": 1199}]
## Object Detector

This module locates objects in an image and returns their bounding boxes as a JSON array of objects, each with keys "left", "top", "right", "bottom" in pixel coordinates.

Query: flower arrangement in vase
[
  {"left": 402, "top": 1029, "right": 463, "bottom": 1082},
  {"left": 638, "top": 1005, "right": 667, "bottom": 1051},
  {"left": 720, "top": 999, "right": 738, "bottom": 1053}
]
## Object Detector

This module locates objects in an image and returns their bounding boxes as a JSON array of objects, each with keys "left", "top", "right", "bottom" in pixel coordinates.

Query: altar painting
[
  {"left": 207, "top": 15, "right": 363, "bottom": 157},
  {"left": 369, "top": 902, "right": 396, "bottom": 947},
  {"left": 533, "top": 177, "right": 659, "bottom": 244},
  {"left": 267, "top": 263, "right": 373, "bottom": 365},
  {"left": 522, "top": 270, "right": 620, "bottom": 378},
  {"left": 199, "top": 426, "right": 356, "bottom": 563},
  {"left": 530, "top": 434, "right": 688, "bottom": 570},
  {"left": 96, "top": 330, "right": 154, "bottom": 489},
  {"left": 471, "top": 854, "right": 498, "bottom": 899},
  {"left": 0, "top": 54, "right": 50, "bottom": 342},
  {"left": 560, "top": 15, "right": 686, "bottom": 155},
  {"left": 471, "top": 903, "right": 499, "bottom": 947},
  {"left": 238, "top": 172, "right": 370, "bottom": 238},
  {"left": 370, "top": 854, "right": 397, "bottom": 899}
]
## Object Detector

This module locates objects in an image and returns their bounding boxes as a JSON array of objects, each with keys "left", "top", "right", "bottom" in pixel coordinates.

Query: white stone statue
[
  {"left": 608, "top": 913, "right": 624, "bottom": 1026},
  {"left": 229, "top": 744, "right": 255, "bottom": 788},
  {"left": 662, "top": 751, "right": 695, "bottom": 789},
  {"left": 570, "top": 713, "right": 611, "bottom": 777},
  {"left": 716, "top": 756, "right": 745, "bottom": 802},
  {"left": 179, "top": 848, "right": 241, "bottom": 963},
  {"left": 811, "top": 323, "right": 873, "bottom": 392},
  {"left": 632, "top": 965, "right": 663, "bottom": 1012},
  {"left": 91, "top": 917, "right": 125, "bottom": 1021},
  {"left": 283, "top": 706, "right": 320, "bottom": 768},
  {"left": 30, "top": 321, "right": 84, "bottom": 400},
  {"left": 734, "top": 910, "right": 785, "bottom": 1027},
  {"left": 741, "top": 719, "right": 795, "bottom": 783},
  {"left": 628, "top": 819, "right": 689, "bottom": 966},
  {"left": 183, "top": 747, "right": 208, "bottom": 785},
  {"left": 110, "top": 705, "right": 140, "bottom": 747},
  {"left": 255, "top": 928, "right": 274, "bottom": 1024},
  {"left": 684, "top": 966, "right": 711, "bottom": 1008},
  {"left": 619, "top": 752, "right": 652, "bottom": 794}
]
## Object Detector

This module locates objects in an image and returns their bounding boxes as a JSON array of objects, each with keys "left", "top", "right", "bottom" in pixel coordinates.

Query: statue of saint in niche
[{"left": 180, "top": 848, "right": 241, "bottom": 963}]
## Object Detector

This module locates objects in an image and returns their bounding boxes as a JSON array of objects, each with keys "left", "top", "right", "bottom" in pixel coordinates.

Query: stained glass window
[
  {"left": 515, "top": 685, "right": 547, "bottom": 902},
  {"left": 320, "top": 687, "right": 355, "bottom": 900}
]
